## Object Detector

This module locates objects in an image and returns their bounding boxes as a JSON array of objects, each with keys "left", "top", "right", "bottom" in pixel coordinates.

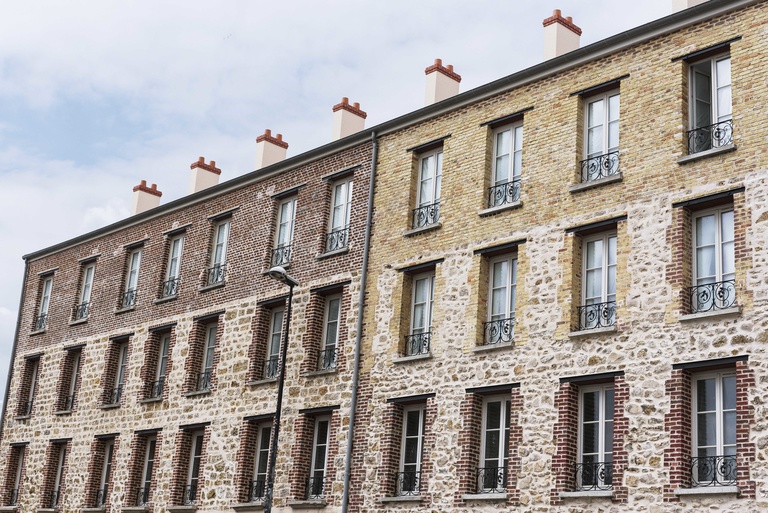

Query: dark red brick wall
[{"left": 550, "top": 382, "right": 579, "bottom": 504}]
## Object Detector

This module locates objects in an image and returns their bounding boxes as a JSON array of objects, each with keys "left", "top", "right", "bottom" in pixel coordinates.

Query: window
[
  {"left": 478, "top": 397, "right": 510, "bottom": 493},
  {"left": 326, "top": 179, "right": 353, "bottom": 252},
  {"left": 196, "top": 323, "right": 217, "bottom": 392},
  {"left": 488, "top": 123, "right": 523, "bottom": 208},
  {"left": 264, "top": 308, "right": 283, "bottom": 379},
  {"left": 273, "top": 197, "right": 297, "bottom": 266},
  {"left": 577, "top": 385, "right": 614, "bottom": 490},
  {"left": 93, "top": 439, "right": 115, "bottom": 507},
  {"left": 74, "top": 263, "right": 95, "bottom": 320},
  {"left": 397, "top": 405, "right": 425, "bottom": 496},
  {"left": 318, "top": 295, "right": 340, "bottom": 371},
  {"left": 691, "top": 207, "right": 735, "bottom": 312},
  {"left": 121, "top": 248, "right": 142, "bottom": 309},
  {"left": 162, "top": 235, "right": 184, "bottom": 298},
  {"left": 484, "top": 255, "right": 517, "bottom": 345},
  {"left": 412, "top": 149, "right": 442, "bottom": 228},
  {"left": 34, "top": 276, "right": 53, "bottom": 331},
  {"left": 307, "top": 416, "right": 331, "bottom": 499},
  {"left": 207, "top": 220, "right": 230, "bottom": 286},
  {"left": 691, "top": 372, "right": 736, "bottom": 487},
  {"left": 581, "top": 91, "right": 620, "bottom": 183},
  {"left": 405, "top": 273, "right": 434, "bottom": 356},
  {"left": 57, "top": 348, "right": 81, "bottom": 412},
  {"left": 46, "top": 442, "right": 67, "bottom": 509},
  {"left": 150, "top": 333, "right": 171, "bottom": 399},
  {"left": 184, "top": 430, "right": 205, "bottom": 505},
  {"left": 17, "top": 358, "right": 39, "bottom": 418},
  {"left": 688, "top": 55, "right": 732, "bottom": 154},
  {"left": 249, "top": 424, "right": 271, "bottom": 502},
  {"left": 579, "top": 233, "right": 617, "bottom": 330},
  {"left": 103, "top": 341, "right": 128, "bottom": 406},
  {"left": 4, "top": 445, "right": 25, "bottom": 506},
  {"left": 136, "top": 435, "right": 157, "bottom": 506}
]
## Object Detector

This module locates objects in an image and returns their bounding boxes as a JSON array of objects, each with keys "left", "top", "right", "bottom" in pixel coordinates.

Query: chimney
[
  {"left": 672, "top": 0, "right": 707, "bottom": 11},
  {"left": 424, "top": 59, "right": 461, "bottom": 106},
  {"left": 131, "top": 180, "right": 162, "bottom": 215},
  {"left": 332, "top": 97, "right": 367, "bottom": 140},
  {"left": 189, "top": 156, "right": 221, "bottom": 194},
  {"left": 543, "top": 9, "right": 582, "bottom": 60},
  {"left": 255, "top": 129, "right": 289, "bottom": 169}
]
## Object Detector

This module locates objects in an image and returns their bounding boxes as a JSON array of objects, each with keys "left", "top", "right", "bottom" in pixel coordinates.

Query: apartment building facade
[{"left": 2, "top": 1, "right": 768, "bottom": 513}]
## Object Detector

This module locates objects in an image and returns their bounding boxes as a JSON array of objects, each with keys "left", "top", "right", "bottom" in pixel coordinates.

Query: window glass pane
[
  {"left": 405, "top": 410, "right": 421, "bottom": 437},
  {"left": 723, "top": 410, "right": 736, "bottom": 446},
  {"left": 582, "top": 391, "right": 599, "bottom": 422},
  {"left": 722, "top": 375, "right": 736, "bottom": 410},
  {"left": 720, "top": 210, "right": 734, "bottom": 241},
  {"left": 696, "top": 214, "right": 716, "bottom": 245},
  {"left": 486, "top": 401, "right": 501, "bottom": 429},
  {"left": 435, "top": 152, "right": 443, "bottom": 201},
  {"left": 484, "top": 432, "right": 500, "bottom": 461},
  {"left": 696, "top": 247, "right": 716, "bottom": 279},
  {"left": 697, "top": 378, "right": 717, "bottom": 411},
  {"left": 586, "top": 240, "right": 603, "bottom": 268},
  {"left": 582, "top": 423, "right": 599, "bottom": 455},
  {"left": 697, "top": 411, "right": 716, "bottom": 447},
  {"left": 607, "top": 236, "right": 617, "bottom": 266},
  {"left": 586, "top": 269, "right": 602, "bottom": 299}
]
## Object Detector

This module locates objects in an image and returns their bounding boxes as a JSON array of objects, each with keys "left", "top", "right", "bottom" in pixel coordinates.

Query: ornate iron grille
[
  {"left": 161, "top": 277, "right": 180, "bottom": 298},
  {"left": 195, "top": 371, "right": 211, "bottom": 392},
  {"left": 487, "top": 179, "right": 521, "bottom": 208},
  {"left": 148, "top": 378, "right": 165, "bottom": 399},
  {"left": 18, "top": 400, "right": 33, "bottom": 417},
  {"left": 61, "top": 394, "right": 75, "bottom": 411},
  {"left": 306, "top": 475, "right": 325, "bottom": 499},
  {"left": 483, "top": 317, "right": 515, "bottom": 345},
  {"left": 580, "top": 151, "right": 619, "bottom": 183},
  {"left": 412, "top": 201, "right": 440, "bottom": 229},
  {"left": 574, "top": 461, "right": 613, "bottom": 491},
  {"left": 33, "top": 313, "right": 47, "bottom": 331},
  {"left": 121, "top": 288, "right": 138, "bottom": 309},
  {"left": 476, "top": 466, "right": 506, "bottom": 493},
  {"left": 103, "top": 385, "right": 123, "bottom": 406},
  {"left": 317, "top": 347, "right": 337, "bottom": 371},
  {"left": 577, "top": 301, "right": 616, "bottom": 331},
  {"left": 135, "top": 487, "right": 150, "bottom": 506},
  {"left": 248, "top": 479, "right": 266, "bottom": 502},
  {"left": 272, "top": 244, "right": 292, "bottom": 267},
  {"left": 7, "top": 488, "right": 18, "bottom": 507},
  {"left": 690, "top": 455, "right": 737, "bottom": 487},
  {"left": 182, "top": 484, "right": 197, "bottom": 505},
  {"left": 94, "top": 486, "right": 108, "bottom": 507},
  {"left": 325, "top": 227, "right": 350, "bottom": 253},
  {"left": 73, "top": 301, "right": 91, "bottom": 321},
  {"left": 687, "top": 119, "right": 734, "bottom": 154},
  {"left": 394, "top": 471, "right": 421, "bottom": 496},
  {"left": 205, "top": 264, "right": 226, "bottom": 286},
  {"left": 688, "top": 280, "right": 736, "bottom": 314},
  {"left": 262, "top": 357, "right": 279, "bottom": 380},
  {"left": 49, "top": 489, "right": 61, "bottom": 509},
  {"left": 404, "top": 332, "right": 431, "bottom": 357}
]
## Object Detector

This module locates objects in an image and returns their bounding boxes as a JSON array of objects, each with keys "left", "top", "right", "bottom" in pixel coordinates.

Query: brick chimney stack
[
  {"left": 255, "top": 129, "right": 289, "bottom": 170},
  {"left": 424, "top": 59, "right": 461, "bottom": 106},
  {"left": 672, "top": 0, "right": 707, "bottom": 11},
  {"left": 332, "top": 97, "right": 367, "bottom": 140},
  {"left": 131, "top": 180, "right": 162, "bottom": 215},
  {"left": 543, "top": 9, "right": 582, "bottom": 60},
  {"left": 189, "top": 157, "right": 221, "bottom": 194}
]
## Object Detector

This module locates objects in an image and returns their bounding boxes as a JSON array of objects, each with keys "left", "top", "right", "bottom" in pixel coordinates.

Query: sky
[{"left": 0, "top": 0, "right": 676, "bottom": 403}]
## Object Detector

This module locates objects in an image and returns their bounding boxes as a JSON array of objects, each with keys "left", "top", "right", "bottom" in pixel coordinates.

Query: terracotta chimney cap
[
  {"left": 133, "top": 179, "right": 163, "bottom": 197},
  {"left": 425, "top": 58, "right": 462, "bottom": 82},
  {"left": 256, "top": 128, "right": 289, "bottom": 149},
  {"left": 333, "top": 97, "right": 368, "bottom": 118},
  {"left": 542, "top": 8, "right": 582, "bottom": 35},
  {"left": 190, "top": 156, "right": 222, "bottom": 175}
]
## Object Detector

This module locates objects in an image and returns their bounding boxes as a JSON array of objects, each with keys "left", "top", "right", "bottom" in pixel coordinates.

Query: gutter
[
  {"left": 340, "top": 132, "right": 378, "bottom": 513},
  {"left": 0, "top": 261, "right": 29, "bottom": 444}
]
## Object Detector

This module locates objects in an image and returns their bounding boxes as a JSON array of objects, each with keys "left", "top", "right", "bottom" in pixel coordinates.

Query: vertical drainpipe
[
  {"left": 341, "top": 132, "right": 378, "bottom": 513},
  {"left": 0, "top": 259, "right": 30, "bottom": 445}
]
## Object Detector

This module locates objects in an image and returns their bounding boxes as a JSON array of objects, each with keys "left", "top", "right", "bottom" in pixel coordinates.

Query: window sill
[
  {"left": 478, "top": 200, "right": 522, "bottom": 217},
  {"left": 392, "top": 353, "right": 433, "bottom": 364},
  {"left": 99, "top": 403, "right": 121, "bottom": 410},
  {"left": 568, "top": 325, "right": 617, "bottom": 338},
  {"left": 230, "top": 503, "right": 264, "bottom": 512},
  {"left": 460, "top": 492, "right": 506, "bottom": 501},
  {"left": 677, "top": 144, "right": 736, "bottom": 165},
  {"left": 559, "top": 490, "right": 614, "bottom": 498},
  {"left": 569, "top": 172, "right": 623, "bottom": 193},
  {"left": 199, "top": 281, "right": 226, "bottom": 293},
  {"left": 166, "top": 506, "right": 197, "bottom": 513},
  {"left": 679, "top": 306, "right": 741, "bottom": 322},
  {"left": 69, "top": 318, "right": 89, "bottom": 326},
  {"left": 404, "top": 222, "right": 442, "bottom": 237},
  {"left": 380, "top": 496, "right": 422, "bottom": 503},
  {"left": 53, "top": 409, "right": 73, "bottom": 416},
  {"left": 184, "top": 389, "right": 211, "bottom": 398},
  {"left": 247, "top": 377, "right": 278, "bottom": 387},
  {"left": 0, "top": 506, "right": 18, "bottom": 512},
  {"left": 287, "top": 499, "right": 327, "bottom": 509},
  {"left": 316, "top": 247, "right": 349, "bottom": 260},
  {"left": 471, "top": 341, "right": 514, "bottom": 353},
  {"left": 30, "top": 328, "right": 46, "bottom": 336},
  {"left": 674, "top": 486, "right": 739, "bottom": 496},
  {"left": 82, "top": 507, "right": 106, "bottom": 513},
  {"left": 304, "top": 368, "right": 338, "bottom": 378},
  {"left": 115, "top": 305, "right": 136, "bottom": 315},
  {"left": 121, "top": 507, "right": 150, "bottom": 513},
  {"left": 154, "top": 295, "right": 178, "bottom": 305},
  {"left": 36, "top": 509, "right": 58, "bottom": 513},
  {"left": 140, "top": 397, "right": 163, "bottom": 405}
]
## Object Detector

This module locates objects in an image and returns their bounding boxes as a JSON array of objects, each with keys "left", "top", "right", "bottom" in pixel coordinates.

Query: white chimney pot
[
  {"left": 131, "top": 180, "right": 162, "bottom": 215},
  {"left": 189, "top": 156, "right": 221, "bottom": 194},
  {"left": 672, "top": 0, "right": 707, "bottom": 11},
  {"left": 543, "top": 9, "right": 582, "bottom": 60},
  {"left": 332, "top": 97, "right": 367, "bottom": 140},
  {"left": 425, "top": 59, "right": 461, "bottom": 106},
  {"left": 256, "top": 129, "right": 289, "bottom": 170}
]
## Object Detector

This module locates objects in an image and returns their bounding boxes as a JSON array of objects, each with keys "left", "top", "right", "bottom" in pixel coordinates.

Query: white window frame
[
  {"left": 26, "top": 359, "right": 39, "bottom": 407},
  {"left": 38, "top": 276, "right": 53, "bottom": 323},
  {"left": 12, "top": 446, "right": 24, "bottom": 498},
  {"left": 416, "top": 149, "right": 442, "bottom": 208},
  {"left": 66, "top": 350, "right": 81, "bottom": 409},
  {"left": 398, "top": 404, "right": 426, "bottom": 494},
  {"left": 275, "top": 197, "right": 297, "bottom": 249},
  {"left": 116, "top": 342, "right": 128, "bottom": 389},
  {"left": 692, "top": 207, "right": 735, "bottom": 308},
  {"left": 410, "top": 272, "right": 435, "bottom": 336},
  {"left": 125, "top": 248, "right": 142, "bottom": 294},
  {"left": 320, "top": 295, "right": 341, "bottom": 369},
  {"left": 487, "top": 255, "right": 517, "bottom": 341},
  {"left": 53, "top": 444, "right": 67, "bottom": 495},
  {"left": 690, "top": 54, "right": 732, "bottom": 131},
  {"left": 267, "top": 308, "right": 284, "bottom": 360},
  {"left": 492, "top": 122, "right": 523, "bottom": 186},
  {"left": 99, "top": 440, "right": 115, "bottom": 496},
  {"left": 252, "top": 424, "right": 271, "bottom": 490},
  {"left": 577, "top": 384, "right": 614, "bottom": 490},
  {"left": 583, "top": 90, "right": 620, "bottom": 161},
  {"left": 479, "top": 396, "right": 511, "bottom": 493},
  {"left": 140, "top": 435, "right": 157, "bottom": 502},
  {"left": 186, "top": 431, "right": 205, "bottom": 500},
  {"left": 581, "top": 232, "right": 617, "bottom": 329},
  {"left": 202, "top": 323, "right": 217, "bottom": 376},
  {"left": 691, "top": 371, "right": 737, "bottom": 486},
  {"left": 166, "top": 235, "right": 184, "bottom": 281},
  {"left": 309, "top": 416, "right": 331, "bottom": 497},
  {"left": 156, "top": 333, "right": 171, "bottom": 384},
  {"left": 211, "top": 220, "right": 231, "bottom": 268},
  {"left": 80, "top": 263, "right": 96, "bottom": 305},
  {"left": 329, "top": 178, "right": 353, "bottom": 234}
]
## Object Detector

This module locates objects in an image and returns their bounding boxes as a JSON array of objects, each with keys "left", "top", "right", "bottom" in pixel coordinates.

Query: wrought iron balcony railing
[
  {"left": 94, "top": 486, "right": 108, "bottom": 507},
  {"left": 688, "top": 280, "right": 736, "bottom": 314},
  {"left": 73, "top": 301, "right": 91, "bottom": 321},
  {"left": 580, "top": 151, "right": 619, "bottom": 183},
  {"left": 404, "top": 332, "right": 431, "bottom": 357},
  {"left": 182, "top": 484, "right": 197, "bottom": 505},
  {"left": 691, "top": 455, "right": 737, "bottom": 487},
  {"left": 318, "top": 347, "right": 337, "bottom": 371},
  {"left": 394, "top": 471, "right": 421, "bottom": 496},
  {"left": 205, "top": 264, "right": 226, "bottom": 287},
  {"left": 60, "top": 394, "right": 75, "bottom": 412},
  {"left": 6, "top": 488, "right": 18, "bottom": 507},
  {"left": 487, "top": 179, "right": 521, "bottom": 208},
  {"left": 574, "top": 461, "right": 613, "bottom": 491},
  {"left": 272, "top": 244, "right": 292, "bottom": 267},
  {"left": 476, "top": 466, "right": 506, "bottom": 493},
  {"left": 577, "top": 301, "right": 616, "bottom": 331},
  {"left": 103, "top": 385, "right": 123, "bottom": 406},
  {"left": 148, "top": 377, "right": 165, "bottom": 399},
  {"left": 412, "top": 201, "right": 440, "bottom": 229},
  {"left": 195, "top": 371, "right": 211, "bottom": 392},
  {"left": 483, "top": 317, "right": 515, "bottom": 346},
  {"left": 121, "top": 288, "right": 138, "bottom": 309},
  {"left": 260, "top": 357, "right": 279, "bottom": 380},
  {"left": 18, "top": 400, "right": 33, "bottom": 417},
  {"left": 49, "top": 489, "right": 61, "bottom": 509},
  {"left": 33, "top": 313, "right": 48, "bottom": 331},
  {"left": 326, "top": 227, "right": 350, "bottom": 253},
  {"left": 161, "top": 276, "right": 180, "bottom": 298},
  {"left": 687, "top": 119, "right": 734, "bottom": 155},
  {"left": 135, "top": 486, "right": 150, "bottom": 507},
  {"left": 247, "top": 479, "right": 266, "bottom": 503},
  {"left": 306, "top": 475, "right": 325, "bottom": 499}
]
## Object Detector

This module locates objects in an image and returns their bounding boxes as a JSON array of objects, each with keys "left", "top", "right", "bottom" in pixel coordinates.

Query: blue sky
[{"left": 0, "top": 0, "right": 675, "bottom": 402}]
